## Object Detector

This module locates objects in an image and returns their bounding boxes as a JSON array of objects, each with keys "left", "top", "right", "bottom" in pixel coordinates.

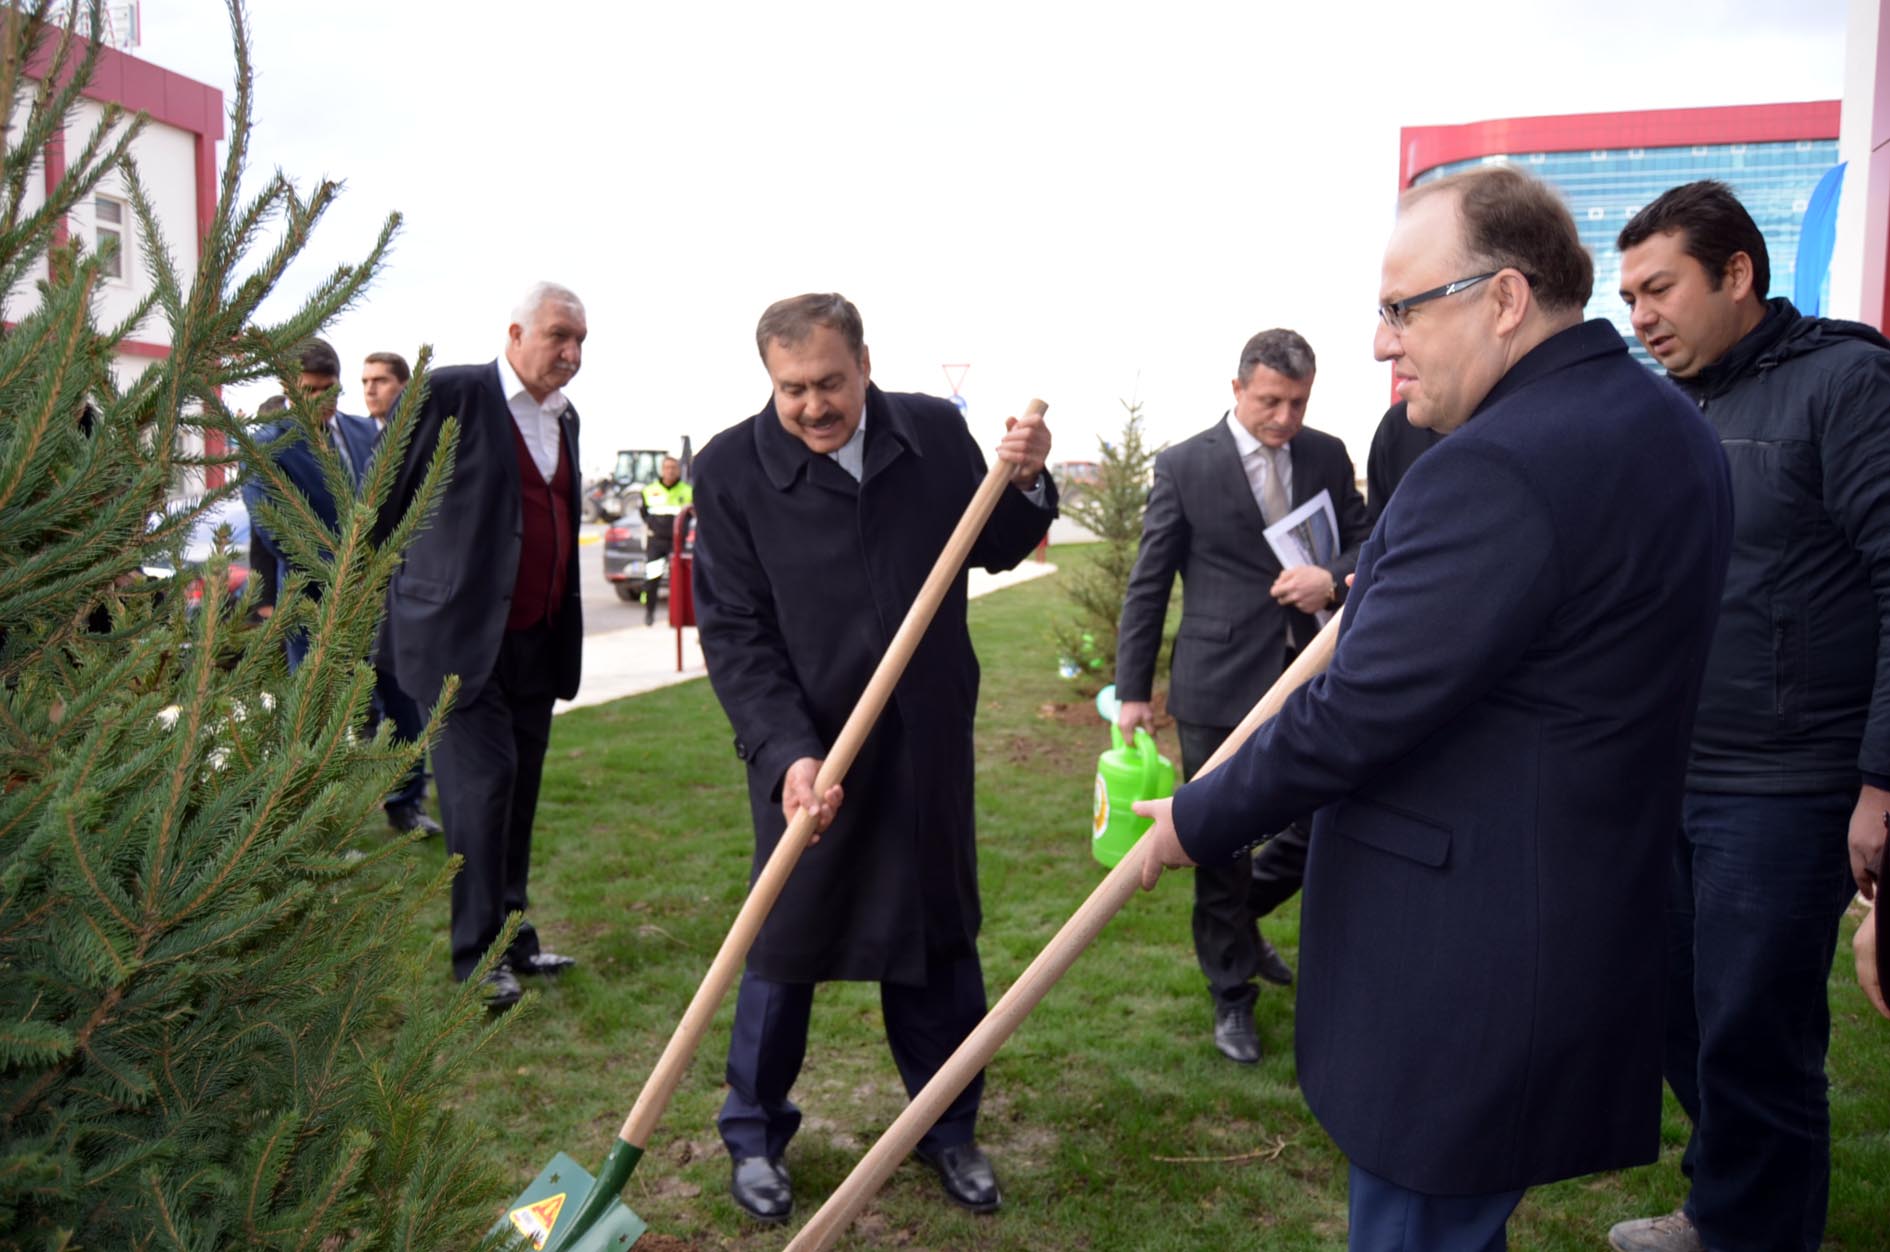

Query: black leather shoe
[
  {"left": 386, "top": 803, "right": 442, "bottom": 837},
  {"left": 1213, "top": 1003, "right": 1261, "bottom": 1064},
  {"left": 915, "top": 1142, "right": 1001, "bottom": 1213},
  {"left": 729, "top": 1155, "right": 791, "bottom": 1222},
  {"left": 480, "top": 966, "right": 522, "bottom": 1011},
  {"left": 1255, "top": 935, "right": 1295, "bottom": 987},
  {"left": 511, "top": 951, "right": 577, "bottom": 977}
]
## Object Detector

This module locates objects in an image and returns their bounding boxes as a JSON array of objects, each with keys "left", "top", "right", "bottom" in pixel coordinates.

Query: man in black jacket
[
  {"left": 692, "top": 293, "right": 1054, "bottom": 1223},
  {"left": 1363, "top": 400, "right": 1439, "bottom": 523},
  {"left": 1114, "top": 329, "right": 1369, "bottom": 1064},
  {"left": 1610, "top": 181, "right": 1890, "bottom": 1252}
]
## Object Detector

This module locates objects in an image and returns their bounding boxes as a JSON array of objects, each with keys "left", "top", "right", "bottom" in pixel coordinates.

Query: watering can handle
[
  {"left": 1131, "top": 727, "right": 1160, "bottom": 793},
  {"left": 1110, "top": 721, "right": 1126, "bottom": 752}
]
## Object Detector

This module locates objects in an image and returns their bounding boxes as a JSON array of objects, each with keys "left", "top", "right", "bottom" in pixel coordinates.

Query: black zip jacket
[{"left": 1677, "top": 298, "right": 1890, "bottom": 792}]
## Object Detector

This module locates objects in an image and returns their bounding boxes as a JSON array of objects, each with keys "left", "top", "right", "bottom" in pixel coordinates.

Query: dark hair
[
  {"left": 364, "top": 350, "right": 410, "bottom": 383},
  {"left": 1237, "top": 328, "right": 1315, "bottom": 383},
  {"left": 258, "top": 394, "right": 290, "bottom": 416},
  {"left": 1405, "top": 165, "right": 1594, "bottom": 313},
  {"left": 1617, "top": 180, "right": 1769, "bottom": 299},
  {"left": 756, "top": 293, "right": 865, "bottom": 363},
  {"left": 297, "top": 337, "right": 341, "bottom": 378}
]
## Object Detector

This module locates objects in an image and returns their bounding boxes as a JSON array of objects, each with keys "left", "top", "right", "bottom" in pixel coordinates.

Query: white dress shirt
[
  {"left": 829, "top": 409, "right": 868, "bottom": 480},
  {"left": 497, "top": 352, "right": 570, "bottom": 482},
  {"left": 1226, "top": 410, "right": 1292, "bottom": 521}
]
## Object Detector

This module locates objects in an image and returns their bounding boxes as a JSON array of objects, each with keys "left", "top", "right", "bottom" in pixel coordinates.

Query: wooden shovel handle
[
  {"left": 617, "top": 399, "right": 1050, "bottom": 1150},
  {"left": 784, "top": 606, "right": 1344, "bottom": 1251}
]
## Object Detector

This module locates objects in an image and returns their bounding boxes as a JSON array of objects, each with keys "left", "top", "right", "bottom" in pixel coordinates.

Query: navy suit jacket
[
  {"left": 376, "top": 362, "right": 583, "bottom": 708},
  {"left": 241, "top": 410, "right": 381, "bottom": 600},
  {"left": 1173, "top": 321, "right": 1733, "bottom": 1193}
]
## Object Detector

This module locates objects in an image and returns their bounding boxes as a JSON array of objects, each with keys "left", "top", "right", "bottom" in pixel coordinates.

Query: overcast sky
[{"left": 134, "top": 0, "right": 1850, "bottom": 476}]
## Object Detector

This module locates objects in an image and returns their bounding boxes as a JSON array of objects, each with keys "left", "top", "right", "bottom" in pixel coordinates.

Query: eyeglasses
[{"left": 1377, "top": 271, "right": 1501, "bottom": 332}]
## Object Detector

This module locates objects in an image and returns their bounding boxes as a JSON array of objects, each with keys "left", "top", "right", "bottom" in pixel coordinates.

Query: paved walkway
[{"left": 557, "top": 560, "right": 1059, "bottom": 713}]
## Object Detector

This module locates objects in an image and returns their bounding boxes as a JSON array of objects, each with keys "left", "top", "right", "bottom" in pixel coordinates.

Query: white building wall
[
  {"left": 64, "top": 96, "right": 201, "bottom": 348},
  {"left": 1830, "top": 0, "right": 1889, "bottom": 324}
]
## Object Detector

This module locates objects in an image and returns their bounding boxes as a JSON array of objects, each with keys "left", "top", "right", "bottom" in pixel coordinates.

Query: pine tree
[
  {"left": 0, "top": 5, "right": 516, "bottom": 1248},
  {"left": 1052, "top": 398, "right": 1168, "bottom": 691}
]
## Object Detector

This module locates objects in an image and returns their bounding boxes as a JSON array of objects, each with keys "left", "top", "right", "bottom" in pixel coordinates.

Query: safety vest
[{"left": 642, "top": 478, "right": 693, "bottom": 516}]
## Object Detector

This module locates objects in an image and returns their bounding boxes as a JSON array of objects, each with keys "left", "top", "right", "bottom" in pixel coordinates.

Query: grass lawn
[{"left": 391, "top": 546, "right": 1889, "bottom": 1250}]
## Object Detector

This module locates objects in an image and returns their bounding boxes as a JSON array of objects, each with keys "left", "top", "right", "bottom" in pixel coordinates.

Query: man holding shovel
[
  {"left": 692, "top": 293, "right": 1055, "bottom": 1223},
  {"left": 1135, "top": 167, "right": 1732, "bottom": 1249}
]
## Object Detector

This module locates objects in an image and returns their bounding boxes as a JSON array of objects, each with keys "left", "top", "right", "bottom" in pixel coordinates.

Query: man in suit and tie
[
  {"left": 242, "top": 338, "right": 380, "bottom": 671},
  {"left": 1135, "top": 166, "right": 1733, "bottom": 1249},
  {"left": 1114, "top": 328, "right": 1370, "bottom": 1064},
  {"left": 376, "top": 283, "right": 586, "bottom": 1010},
  {"left": 348, "top": 349, "right": 440, "bottom": 838}
]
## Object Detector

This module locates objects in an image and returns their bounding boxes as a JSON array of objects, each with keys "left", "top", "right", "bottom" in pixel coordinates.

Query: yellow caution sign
[{"left": 508, "top": 1191, "right": 566, "bottom": 1249}]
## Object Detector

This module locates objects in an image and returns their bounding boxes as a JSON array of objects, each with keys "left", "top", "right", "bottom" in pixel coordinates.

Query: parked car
[
  {"left": 601, "top": 511, "right": 653, "bottom": 603},
  {"left": 144, "top": 495, "right": 253, "bottom": 609}
]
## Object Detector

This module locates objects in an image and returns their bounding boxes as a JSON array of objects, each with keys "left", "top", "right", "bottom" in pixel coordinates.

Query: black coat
[
  {"left": 1673, "top": 300, "right": 1890, "bottom": 793},
  {"left": 377, "top": 362, "right": 584, "bottom": 708},
  {"left": 691, "top": 385, "right": 1056, "bottom": 984},
  {"left": 1363, "top": 401, "right": 1440, "bottom": 524},
  {"left": 1115, "top": 418, "right": 1370, "bottom": 728},
  {"left": 1174, "top": 322, "right": 1733, "bottom": 1192}
]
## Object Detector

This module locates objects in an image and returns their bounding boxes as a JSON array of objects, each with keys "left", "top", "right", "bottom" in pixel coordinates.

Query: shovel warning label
[{"left": 508, "top": 1192, "right": 566, "bottom": 1249}]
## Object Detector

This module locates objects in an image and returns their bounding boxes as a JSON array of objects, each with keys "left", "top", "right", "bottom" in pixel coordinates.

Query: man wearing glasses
[{"left": 1132, "top": 166, "right": 1732, "bottom": 1249}]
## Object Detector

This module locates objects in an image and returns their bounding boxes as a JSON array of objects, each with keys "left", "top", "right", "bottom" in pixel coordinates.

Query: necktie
[{"left": 1260, "top": 446, "right": 1288, "bottom": 525}]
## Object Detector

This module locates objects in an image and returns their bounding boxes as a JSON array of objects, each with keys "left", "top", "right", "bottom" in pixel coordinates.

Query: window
[{"left": 95, "top": 194, "right": 125, "bottom": 279}]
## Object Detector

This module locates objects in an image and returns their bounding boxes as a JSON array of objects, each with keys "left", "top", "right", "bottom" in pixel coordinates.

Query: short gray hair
[
  {"left": 1237, "top": 328, "right": 1316, "bottom": 383},
  {"left": 756, "top": 293, "right": 865, "bottom": 363},
  {"left": 512, "top": 281, "right": 584, "bottom": 331}
]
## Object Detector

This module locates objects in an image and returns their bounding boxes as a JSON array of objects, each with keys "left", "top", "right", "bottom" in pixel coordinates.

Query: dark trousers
[
  {"left": 370, "top": 665, "right": 428, "bottom": 811},
  {"left": 1667, "top": 789, "right": 1857, "bottom": 1252},
  {"left": 1346, "top": 1163, "right": 1523, "bottom": 1252},
  {"left": 432, "top": 624, "right": 558, "bottom": 980},
  {"left": 643, "top": 530, "right": 672, "bottom": 625},
  {"left": 719, "top": 950, "right": 988, "bottom": 1160},
  {"left": 1177, "top": 720, "right": 1309, "bottom": 1010}
]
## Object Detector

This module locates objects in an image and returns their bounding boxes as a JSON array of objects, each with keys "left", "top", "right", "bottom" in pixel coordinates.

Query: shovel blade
[{"left": 496, "top": 1152, "right": 647, "bottom": 1251}]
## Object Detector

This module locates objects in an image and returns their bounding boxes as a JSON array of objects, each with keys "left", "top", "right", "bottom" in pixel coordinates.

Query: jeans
[{"left": 1667, "top": 789, "right": 1857, "bottom": 1252}]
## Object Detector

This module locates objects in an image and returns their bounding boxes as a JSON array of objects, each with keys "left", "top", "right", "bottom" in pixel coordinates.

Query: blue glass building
[{"left": 1404, "top": 105, "right": 1841, "bottom": 367}]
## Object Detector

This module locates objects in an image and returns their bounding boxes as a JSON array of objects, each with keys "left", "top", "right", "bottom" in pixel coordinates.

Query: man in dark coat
[
  {"left": 1363, "top": 399, "right": 1439, "bottom": 524},
  {"left": 356, "top": 350, "right": 438, "bottom": 838},
  {"left": 1136, "top": 166, "right": 1732, "bottom": 1250},
  {"left": 1114, "top": 328, "right": 1369, "bottom": 1064},
  {"left": 241, "top": 338, "right": 379, "bottom": 671},
  {"left": 692, "top": 292, "right": 1054, "bottom": 1224},
  {"left": 375, "top": 283, "right": 586, "bottom": 1011},
  {"left": 1610, "top": 181, "right": 1890, "bottom": 1252}
]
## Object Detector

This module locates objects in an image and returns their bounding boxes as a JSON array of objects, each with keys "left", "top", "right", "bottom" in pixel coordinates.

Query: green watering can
[{"left": 1091, "top": 720, "right": 1176, "bottom": 868}]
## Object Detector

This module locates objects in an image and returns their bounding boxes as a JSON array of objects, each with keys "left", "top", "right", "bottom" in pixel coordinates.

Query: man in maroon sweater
[{"left": 377, "top": 283, "right": 588, "bottom": 1009}]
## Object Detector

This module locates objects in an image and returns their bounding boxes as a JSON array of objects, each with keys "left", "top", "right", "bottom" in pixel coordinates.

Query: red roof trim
[
  {"left": 29, "top": 33, "right": 224, "bottom": 142},
  {"left": 1399, "top": 101, "right": 1840, "bottom": 188}
]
